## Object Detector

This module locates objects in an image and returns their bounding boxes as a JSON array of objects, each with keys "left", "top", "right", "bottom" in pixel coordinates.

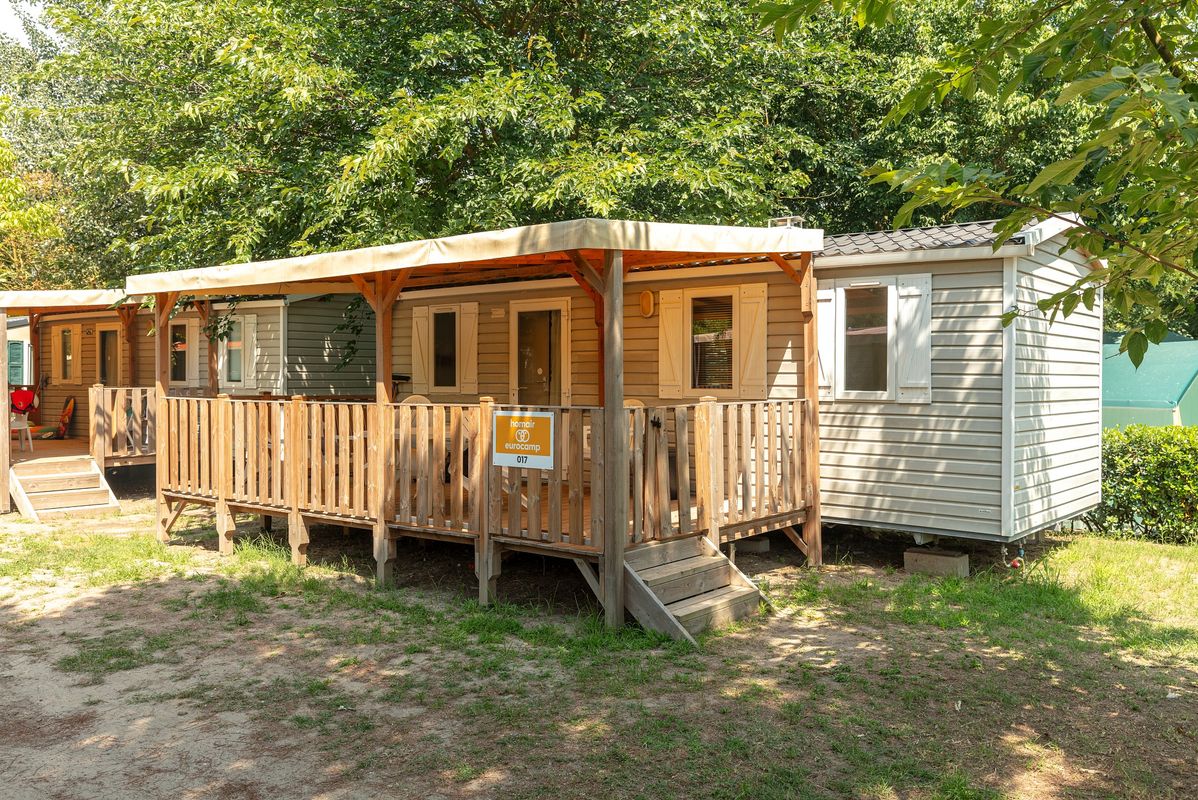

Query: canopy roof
[
  {"left": 0, "top": 289, "right": 133, "bottom": 316},
  {"left": 1103, "top": 340, "right": 1198, "bottom": 409},
  {"left": 124, "top": 218, "right": 823, "bottom": 297}
]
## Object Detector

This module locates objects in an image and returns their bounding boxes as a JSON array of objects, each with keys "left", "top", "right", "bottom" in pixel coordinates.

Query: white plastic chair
[{"left": 10, "top": 412, "right": 32, "bottom": 453}]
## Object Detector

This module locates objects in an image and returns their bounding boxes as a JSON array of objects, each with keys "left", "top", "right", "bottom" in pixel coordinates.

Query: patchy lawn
[{"left": 0, "top": 501, "right": 1194, "bottom": 799}]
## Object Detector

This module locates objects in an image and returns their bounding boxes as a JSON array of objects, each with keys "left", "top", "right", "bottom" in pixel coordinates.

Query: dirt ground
[{"left": 0, "top": 487, "right": 1195, "bottom": 799}]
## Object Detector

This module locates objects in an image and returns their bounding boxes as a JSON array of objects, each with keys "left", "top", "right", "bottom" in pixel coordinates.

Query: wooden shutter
[
  {"left": 738, "top": 283, "right": 768, "bottom": 399},
  {"left": 657, "top": 289, "right": 684, "bottom": 398},
  {"left": 243, "top": 314, "right": 258, "bottom": 390},
  {"left": 895, "top": 274, "right": 932, "bottom": 403},
  {"left": 51, "top": 325, "right": 63, "bottom": 383},
  {"left": 460, "top": 302, "right": 479, "bottom": 395},
  {"left": 816, "top": 286, "right": 835, "bottom": 400},
  {"left": 186, "top": 319, "right": 201, "bottom": 387},
  {"left": 411, "top": 306, "right": 430, "bottom": 395}
]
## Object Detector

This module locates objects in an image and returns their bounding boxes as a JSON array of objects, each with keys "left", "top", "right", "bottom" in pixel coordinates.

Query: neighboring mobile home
[{"left": 1101, "top": 339, "right": 1198, "bottom": 427}]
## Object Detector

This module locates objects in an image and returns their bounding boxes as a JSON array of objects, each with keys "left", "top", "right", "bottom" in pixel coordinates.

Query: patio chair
[{"left": 10, "top": 388, "right": 38, "bottom": 453}]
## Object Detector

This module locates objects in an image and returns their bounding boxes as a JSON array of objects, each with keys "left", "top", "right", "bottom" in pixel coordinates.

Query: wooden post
[
  {"left": 89, "top": 384, "right": 105, "bottom": 466},
  {"left": 800, "top": 256, "right": 822, "bottom": 565},
  {"left": 361, "top": 270, "right": 405, "bottom": 586},
  {"left": 117, "top": 305, "right": 139, "bottom": 386},
  {"left": 601, "top": 249, "right": 627, "bottom": 628},
  {"left": 194, "top": 300, "right": 219, "bottom": 395},
  {"left": 0, "top": 309, "right": 10, "bottom": 513},
  {"left": 153, "top": 292, "right": 178, "bottom": 541},
  {"left": 215, "top": 393, "right": 236, "bottom": 555},
  {"left": 695, "top": 396, "right": 719, "bottom": 545},
  {"left": 476, "top": 395, "right": 498, "bottom": 605},
  {"left": 28, "top": 312, "right": 40, "bottom": 408},
  {"left": 287, "top": 395, "right": 309, "bottom": 565}
]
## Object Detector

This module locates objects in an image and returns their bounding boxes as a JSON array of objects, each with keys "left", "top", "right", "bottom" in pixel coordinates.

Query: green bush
[{"left": 1085, "top": 425, "right": 1198, "bottom": 544}]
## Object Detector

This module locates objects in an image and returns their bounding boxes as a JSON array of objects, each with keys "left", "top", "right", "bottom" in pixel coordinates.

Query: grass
[
  {"left": 776, "top": 535, "right": 1198, "bottom": 660},
  {"left": 2, "top": 517, "right": 1195, "bottom": 798}
]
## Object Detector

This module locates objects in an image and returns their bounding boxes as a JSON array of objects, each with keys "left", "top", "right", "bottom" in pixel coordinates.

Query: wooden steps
[
  {"left": 623, "top": 536, "right": 766, "bottom": 644},
  {"left": 10, "top": 456, "right": 121, "bottom": 521}
]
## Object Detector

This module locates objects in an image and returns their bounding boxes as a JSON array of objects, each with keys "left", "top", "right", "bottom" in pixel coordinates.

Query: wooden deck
[{"left": 11, "top": 437, "right": 90, "bottom": 465}]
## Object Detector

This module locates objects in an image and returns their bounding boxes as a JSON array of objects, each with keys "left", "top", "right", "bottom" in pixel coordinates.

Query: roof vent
[{"left": 769, "top": 215, "right": 807, "bottom": 228}]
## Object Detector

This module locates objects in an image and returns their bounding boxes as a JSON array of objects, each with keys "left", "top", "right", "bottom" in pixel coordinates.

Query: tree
[{"left": 761, "top": 0, "right": 1198, "bottom": 363}]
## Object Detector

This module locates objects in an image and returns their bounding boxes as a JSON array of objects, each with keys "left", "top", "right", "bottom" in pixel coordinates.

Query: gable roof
[
  {"left": 815, "top": 215, "right": 1083, "bottom": 260},
  {"left": 1103, "top": 340, "right": 1198, "bottom": 409}
]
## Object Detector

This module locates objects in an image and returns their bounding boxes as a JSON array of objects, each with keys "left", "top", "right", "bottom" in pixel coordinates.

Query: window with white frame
[
  {"left": 169, "top": 321, "right": 191, "bottom": 385},
  {"left": 658, "top": 283, "right": 768, "bottom": 400},
  {"left": 51, "top": 323, "right": 82, "bottom": 384},
  {"left": 218, "top": 314, "right": 257, "bottom": 389},
  {"left": 817, "top": 273, "right": 931, "bottom": 404},
  {"left": 411, "top": 302, "right": 479, "bottom": 396}
]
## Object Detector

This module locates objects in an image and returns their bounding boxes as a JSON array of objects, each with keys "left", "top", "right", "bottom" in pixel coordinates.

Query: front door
[
  {"left": 510, "top": 299, "right": 570, "bottom": 407},
  {"left": 98, "top": 328, "right": 121, "bottom": 385}
]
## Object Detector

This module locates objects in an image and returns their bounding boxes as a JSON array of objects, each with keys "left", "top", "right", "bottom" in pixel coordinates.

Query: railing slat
[
  {"left": 631, "top": 408, "right": 644, "bottom": 544},
  {"left": 450, "top": 406, "right": 464, "bottom": 529},
  {"left": 338, "top": 404, "right": 351, "bottom": 513},
  {"left": 675, "top": 407, "right": 691, "bottom": 536},
  {"left": 416, "top": 406, "right": 430, "bottom": 525},
  {"left": 568, "top": 410, "right": 583, "bottom": 545},
  {"left": 353, "top": 404, "right": 366, "bottom": 516},
  {"left": 397, "top": 405, "right": 412, "bottom": 524},
  {"left": 654, "top": 409, "right": 670, "bottom": 540},
  {"left": 589, "top": 412, "right": 604, "bottom": 548},
  {"left": 548, "top": 409, "right": 563, "bottom": 544}
]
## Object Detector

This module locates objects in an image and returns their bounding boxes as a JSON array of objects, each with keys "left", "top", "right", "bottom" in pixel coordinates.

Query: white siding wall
[
  {"left": 1012, "top": 238, "right": 1103, "bottom": 534},
  {"left": 816, "top": 260, "right": 1006, "bottom": 538},
  {"left": 286, "top": 295, "right": 376, "bottom": 397}
]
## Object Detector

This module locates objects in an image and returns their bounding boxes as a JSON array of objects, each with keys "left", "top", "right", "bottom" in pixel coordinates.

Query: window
[
  {"left": 225, "top": 318, "right": 244, "bottom": 383},
  {"left": 61, "top": 328, "right": 74, "bottom": 381},
  {"left": 817, "top": 274, "right": 932, "bottom": 404},
  {"left": 170, "top": 322, "right": 189, "bottom": 384},
  {"left": 411, "top": 302, "right": 479, "bottom": 396},
  {"left": 432, "top": 309, "right": 458, "bottom": 390},
  {"left": 658, "top": 284, "right": 767, "bottom": 400},
  {"left": 841, "top": 285, "right": 890, "bottom": 395},
  {"left": 690, "top": 295, "right": 734, "bottom": 391},
  {"left": 218, "top": 313, "right": 256, "bottom": 389},
  {"left": 51, "top": 323, "right": 82, "bottom": 385},
  {"left": 97, "top": 325, "right": 122, "bottom": 385}
]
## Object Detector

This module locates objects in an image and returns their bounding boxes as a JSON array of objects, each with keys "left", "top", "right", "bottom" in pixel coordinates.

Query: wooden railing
[
  {"left": 159, "top": 394, "right": 810, "bottom": 555},
  {"left": 89, "top": 385, "right": 157, "bottom": 464}
]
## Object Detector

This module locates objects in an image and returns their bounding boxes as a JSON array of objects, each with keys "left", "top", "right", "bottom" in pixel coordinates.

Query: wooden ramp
[
  {"left": 10, "top": 455, "right": 121, "bottom": 522},
  {"left": 621, "top": 537, "right": 766, "bottom": 645}
]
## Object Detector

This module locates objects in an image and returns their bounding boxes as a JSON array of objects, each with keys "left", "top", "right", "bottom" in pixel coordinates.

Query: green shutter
[{"left": 7, "top": 341, "right": 23, "bottom": 385}]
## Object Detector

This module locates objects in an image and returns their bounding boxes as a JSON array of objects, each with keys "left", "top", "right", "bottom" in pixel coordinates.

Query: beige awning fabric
[
  {"left": 125, "top": 218, "right": 824, "bottom": 297},
  {"left": 0, "top": 289, "right": 134, "bottom": 316}
]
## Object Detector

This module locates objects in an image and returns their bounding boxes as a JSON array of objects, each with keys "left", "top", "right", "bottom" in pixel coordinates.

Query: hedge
[{"left": 1085, "top": 424, "right": 1198, "bottom": 544}]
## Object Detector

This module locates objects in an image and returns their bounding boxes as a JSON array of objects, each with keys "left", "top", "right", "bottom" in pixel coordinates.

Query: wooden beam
[
  {"left": 370, "top": 270, "right": 403, "bottom": 586},
  {"left": 565, "top": 250, "right": 604, "bottom": 293},
  {"left": 768, "top": 251, "right": 814, "bottom": 319},
  {"left": 351, "top": 274, "right": 379, "bottom": 312},
  {"left": 562, "top": 261, "right": 606, "bottom": 403},
  {"left": 193, "top": 300, "right": 219, "bottom": 395},
  {"left": 601, "top": 249, "right": 627, "bottom": 628}
]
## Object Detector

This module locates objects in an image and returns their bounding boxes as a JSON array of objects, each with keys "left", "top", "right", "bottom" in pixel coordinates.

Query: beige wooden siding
[
  {"left": 286, "top": 295, "right": 376, "bottom": 397},
  {"left": 1012, "top": 239, "right": 1102, "bottom": 533},
  {"left": 816, "top": 260, "right": 1006, "bottom": 537},
  {"left": 37, "top": 310, "right": 150, "bottom": 439},
  {"left": 389, "top": 271, "right": 805, "bottom": 405}
]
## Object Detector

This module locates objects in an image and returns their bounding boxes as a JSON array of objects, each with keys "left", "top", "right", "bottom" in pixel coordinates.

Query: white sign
[{"left": 492, "top": 410, "right": 555, "bottom": 470}]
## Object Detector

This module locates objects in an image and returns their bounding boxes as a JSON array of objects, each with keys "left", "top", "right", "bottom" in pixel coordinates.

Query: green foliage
[
  {"left": 1087, "top": 425, "right": 1198, "bottom": 544},
  {"left": 0, "top": 0, "right": 1091, "bottom": 287},
  {"left": 762, "top": 0, "right": 1198, "bottom": 365}
]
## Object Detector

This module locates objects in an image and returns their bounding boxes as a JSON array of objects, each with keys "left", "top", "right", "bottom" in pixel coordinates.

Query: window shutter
[
  {"left": 738, "top": 283, "right": 768, "bottom": 399},
  {"left": 186, "top": 319, "right": 201, "bottom": 387},
  {"left": 411, "top": 306, "right": 430, "bottom": 395},
  {"left": 657, "top": 289, "right": 684, "bottom": 398},
  {"left": 895, "top": 274, "right": 932, "bottom": 403},
  {"left": 244, "top": 314, "right": 258, "bottom": 390},
  {"left": 51, "top": 326, "right": 63, "bottom": 383},
  {"left": 460, "top": 302, "right": 479, "bottom": 395},
  {"left": 70, "top": 324, "right": 82, "bottom": 384},
  {"left": 816, "top": 286, "right": 835, "bottom": 400}
]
